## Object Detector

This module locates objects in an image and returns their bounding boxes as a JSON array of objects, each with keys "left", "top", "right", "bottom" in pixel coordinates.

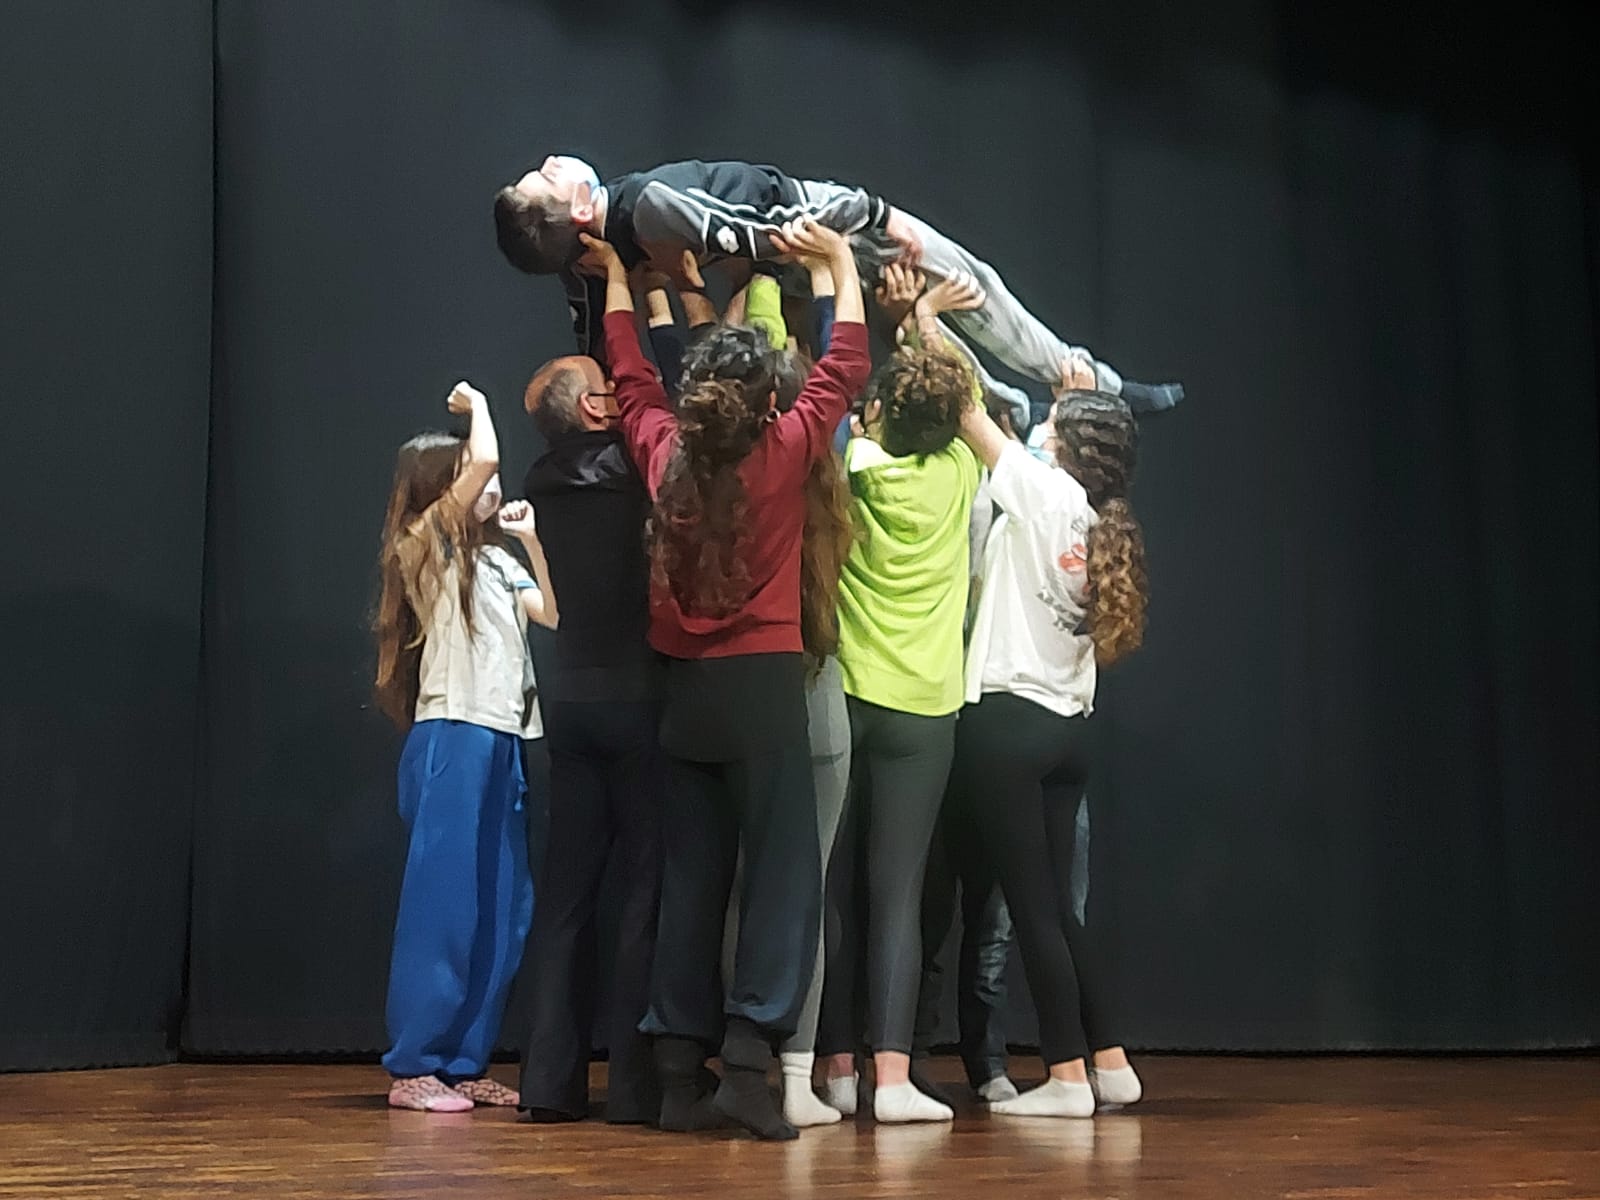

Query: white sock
[
  {"left": 976, "top": 1075, "right": 1019, "bottom": 1103},
  {"left": 822, "top": 1072, "right": 859, "bottom": 1117},
  {"left": 990, "top": 1078, "right": 1095, "bottom": 1118},
  {"left": 781, "top": 1052, "right": 842, "bottom": 1127},
  {"left": 873, "top": 1082, "right": 954, "bottom": 1124},
  {"left": 1089, "top": 1064, "right": 1143, "bottom": 1107}
]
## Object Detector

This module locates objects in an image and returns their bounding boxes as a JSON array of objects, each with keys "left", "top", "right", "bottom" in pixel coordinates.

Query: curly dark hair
[
  {"left": 651, "top": 325, "right": 781, "bottom": 617},
  {"left": 1052, "top": 390, "right": 1147, "bottom": 665},
  {"left": 866, "top": 347, "right": 973, "bottom": 457},
  {"left": 679, "top": 323, "right": 781, "bottom": 396}
]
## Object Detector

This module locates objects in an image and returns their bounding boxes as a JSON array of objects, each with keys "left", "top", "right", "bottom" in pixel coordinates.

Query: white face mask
[
  {"left": 1025, "top": 420, "right": 1056, "bottom": 465},
  {"left": 551, "top": 155, "right": 600, "bottom": 193},
  {"left": 472, "top": 473, "right": 503, "bottom": 524}
]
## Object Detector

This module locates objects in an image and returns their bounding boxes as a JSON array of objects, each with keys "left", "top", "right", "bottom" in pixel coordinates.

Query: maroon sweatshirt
[{"left": 606, "top": 310, "right": 870, "bottom": 660}]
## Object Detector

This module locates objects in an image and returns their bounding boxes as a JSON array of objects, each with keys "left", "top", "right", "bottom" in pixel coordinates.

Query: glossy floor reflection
[{"left": 0, "top": 1055, "right": 1596, "bottom": 1198}]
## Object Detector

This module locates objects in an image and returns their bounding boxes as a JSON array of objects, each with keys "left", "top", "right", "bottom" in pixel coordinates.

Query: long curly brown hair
[
  {"left": 372, "top": 433, "right": 493, "bottom": 727},
  {"left": 866, "top": 347, "right": 973, "bottom": 457},
  {"left": 775, "top": 346, "right": 856, "bottom": 663},
  {"left": 651, "top": 326, "right": 779, "bottom": 617},
  {"left": 1053, "top": 391, "right": 1147, "bottom": 665}
]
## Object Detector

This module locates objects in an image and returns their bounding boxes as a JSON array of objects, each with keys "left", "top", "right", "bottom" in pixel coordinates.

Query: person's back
[
  {"left": 619, "top": 322, "right": 870, "bottom": 662},
  {"left": 515, "top": 359, "right": 664, "bottom": 1125},
  {"left": 590, "top": 216, "right": 875, "bottom": 1141},
  {"left": 837, "top": 351, "right": 980, "bottom": 717},
  {"left": 944, "top": 389, "right": 1150, "bottom": 1121},
  {"left": 655, "top": 406, "right": 826, "bottom": 657},
  {"left": 524, "top": 429, "right": 655, "bottom": 702},
  {"left": 818, "top": 347, "right": 979, "bottom": 1126}
]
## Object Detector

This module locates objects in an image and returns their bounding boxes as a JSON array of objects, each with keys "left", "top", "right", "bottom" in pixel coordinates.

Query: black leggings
[
  {"left": 913, "top": 794, "right": 1013, "bottom": 1087},
  {"left": 950, "top": 692, "right": 1117, "bottom": 1065},
  {"left": 818, "top": 697, "right": 956, "bottom": 1057}
]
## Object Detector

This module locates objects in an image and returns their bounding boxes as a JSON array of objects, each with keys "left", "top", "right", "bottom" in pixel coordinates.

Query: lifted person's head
[{"left": 494, "top": 155, "right": 601, "bottom": 274}]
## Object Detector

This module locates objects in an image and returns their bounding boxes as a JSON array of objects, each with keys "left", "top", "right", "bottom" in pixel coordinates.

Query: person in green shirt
[{"left": 817, "top": 290, "right": 983, "bottom": 1124}]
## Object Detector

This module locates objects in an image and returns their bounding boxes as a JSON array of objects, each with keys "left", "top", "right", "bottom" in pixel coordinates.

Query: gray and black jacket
[{"left": 563, "top": 159, "right": 888, "bottom": 362}]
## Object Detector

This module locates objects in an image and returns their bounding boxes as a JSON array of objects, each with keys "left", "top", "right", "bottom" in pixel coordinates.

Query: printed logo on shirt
[
  {"left": 1036, "top": 585, "right": 1078, "bottom": 632},
  {"left": 715, "top": 225, "right": 740, "bottom": 254},
  {"left": 1039, "top": 539, "right": 1091, "bottom": 632}
]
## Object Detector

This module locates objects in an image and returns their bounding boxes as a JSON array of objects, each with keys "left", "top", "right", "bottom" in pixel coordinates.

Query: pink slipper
[
  {"left": 388, "top": 1076, "right": 474, "bottom": 1112},
  {"left": 454, "top": 1077, "right": 521, "bottom": 1107}
]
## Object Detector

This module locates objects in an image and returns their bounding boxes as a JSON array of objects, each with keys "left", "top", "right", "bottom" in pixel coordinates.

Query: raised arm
[
  {"left": 671, "top": 250, "right": 720, "bottom": 332},
  {"left": 957, "top": 392, "right": 1010, "bottom": 472},
  {"left": 579, "top": 233, "right": 677, "bottom": 490},
  {"left": 807, "top": 255, "right": 837, "bottom": 354},
  {"left": 632, "top": 261, "right": 686, "bottom": 398},
  {"left": 442, "top": 381, "right": 500, "bottom": 512},
  {"left": 496, "top": 500, "right": 559, "bottom": 629},
  {"left": 912, "top": 271, "right": 986, "bottom": 354},
  {"left": 767, "top": 217, "right": 870, "bottom": 465}
]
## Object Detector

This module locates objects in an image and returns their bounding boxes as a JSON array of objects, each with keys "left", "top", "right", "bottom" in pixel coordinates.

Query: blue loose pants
[{"left": 382, "top": 719, "right": 535, "bottom": 1081}]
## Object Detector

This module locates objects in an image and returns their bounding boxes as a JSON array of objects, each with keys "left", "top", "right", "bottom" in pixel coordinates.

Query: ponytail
[
  {"left": 1053, "top": 390, "right": 1148, "bottom": 665},
  {"left": 1085, "top": 496, "right": 1147, "bottom": 665}
]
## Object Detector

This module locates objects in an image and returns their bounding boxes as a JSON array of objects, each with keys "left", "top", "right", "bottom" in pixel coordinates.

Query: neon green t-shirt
[{"left": 837, "top": 435, "right": 980, "bottom": 716}]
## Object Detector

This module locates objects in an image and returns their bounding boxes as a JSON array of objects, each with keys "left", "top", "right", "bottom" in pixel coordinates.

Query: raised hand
[
  {"left": 674, "top": 249, "right": 707, "bottom": 291},
  {"left": 883, "top": 208, "right": 924, "bottom": 269},
  {"left": 918, "top": 270, "right": 986, "bottom": 316},
  {"left": 497, "top": 499, "right": 537, "bottom": 537},
  {"left": 576, "top": 232, "right": 624, "bottom": 279},
  {"left": 771, "top": 215, "right": 849, "bottom": 267},
  {"left": 875, "top": 263, "right": 925, "bottom": 323},
  {"left": 1057, "top": 351, "right": 1097, "bottom": 393},
  {"left": 447, "top": 380, "right": 485, "bottom": 415}
]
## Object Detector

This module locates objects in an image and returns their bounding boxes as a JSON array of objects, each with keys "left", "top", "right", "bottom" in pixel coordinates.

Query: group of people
[{"left": 371, "top": 154, "right": 1175, "bottom": 1140}]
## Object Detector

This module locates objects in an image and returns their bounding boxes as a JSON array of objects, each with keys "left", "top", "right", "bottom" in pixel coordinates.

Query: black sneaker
[{"left": 1118, "top": 379, "right": 1185, "bottom": 415}]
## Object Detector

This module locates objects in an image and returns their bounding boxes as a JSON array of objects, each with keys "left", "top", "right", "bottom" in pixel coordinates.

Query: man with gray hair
[{"left": 512, "top": 353, "right": 664, "bottom": 1126}]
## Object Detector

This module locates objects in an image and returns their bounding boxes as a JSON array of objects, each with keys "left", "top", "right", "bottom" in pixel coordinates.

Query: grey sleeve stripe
[
  {"left": 686, "top": 181, "right": 878, "bottom": 235},
  {"left": 799, "top": 180, "right": 885, "bottom": 230},
  {"left": 637, "top": 178, "right": 880, "bottom": 257}
]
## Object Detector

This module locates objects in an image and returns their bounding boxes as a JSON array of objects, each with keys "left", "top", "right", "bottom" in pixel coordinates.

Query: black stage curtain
[
  {"left": 0, "top": 1, "right": 214, "bottom": 1069},
  {"left": 4, "top": 0, "right": 1596, "bottom": 1070},
  {"left": 187, "top": 0, "right": 1598, "bottom": 1056}
]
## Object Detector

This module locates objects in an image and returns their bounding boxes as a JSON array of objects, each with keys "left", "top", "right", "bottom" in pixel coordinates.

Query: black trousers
[
  {"left": 951, "top": 692, "right": 1117, "bottom": 1065},
  {"left": 641, "top": 654, "right": 820, "bottom": 1049},
  {"left": 517, "top": 700, "right": 663, "bottom": 1121},
  {"left": 818, "top": 697, "right": 957, "bottom": 1057},
  {"left": 912, "top": 792, "right": 1014, "bottom": 1087}
]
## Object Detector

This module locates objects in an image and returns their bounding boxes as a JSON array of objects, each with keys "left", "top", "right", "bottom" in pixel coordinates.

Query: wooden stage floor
[{"left": 2, "top": 1056, "right": 1596, "bottom": 1198}]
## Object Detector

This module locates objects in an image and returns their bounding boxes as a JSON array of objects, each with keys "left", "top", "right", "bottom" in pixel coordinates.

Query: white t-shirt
[
  {"left": 964, "top": 442, "right": 1099, "bottom": 719},
  {"left": 414, "top": 543, "right": 544, "bottom": 739}
]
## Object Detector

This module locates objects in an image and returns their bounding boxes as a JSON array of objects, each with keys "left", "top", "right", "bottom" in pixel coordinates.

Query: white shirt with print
[
  {"left": 964, "top": 442, "right": 1099, "bottom": 719},
  {"left": 415, "top": 543, "right": 544, "bottom": 739}
]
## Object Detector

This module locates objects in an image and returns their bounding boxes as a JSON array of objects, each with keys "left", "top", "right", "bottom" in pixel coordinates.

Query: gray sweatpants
[
  {"left": 723, "top": 656, "right": 851, "bottom": 1054},
  {"left": 855, "top": 210, "right": 1124, "bottom": 396}
]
